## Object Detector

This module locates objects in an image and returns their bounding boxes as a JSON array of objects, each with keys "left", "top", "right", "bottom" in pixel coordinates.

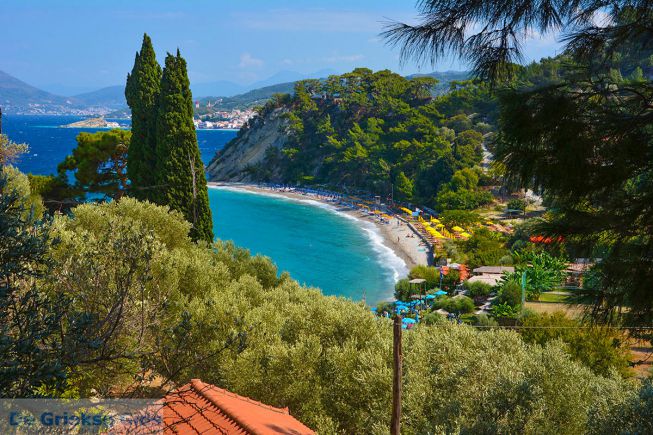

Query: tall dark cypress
[
  {"left": 155, "top": 51, "right": 213, "bottom": 243},
  {"left": 125, "top": 34, "right": 161, "bottom": 200}
]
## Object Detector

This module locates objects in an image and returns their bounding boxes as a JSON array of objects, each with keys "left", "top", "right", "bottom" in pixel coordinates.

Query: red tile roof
[{"left": 112, "top": 379, "right": 315, "bottom": 435}]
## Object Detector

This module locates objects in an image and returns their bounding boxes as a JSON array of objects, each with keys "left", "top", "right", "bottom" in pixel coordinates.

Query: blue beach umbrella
[
  {"left": 434, "top": 290, "right": 447, "bottom": 296},
  {"left": 402, "top": 317, "right": 417, "bottom": 324},
  {"left": 425, "top": 294, "right": 436, "bottom": 300}
]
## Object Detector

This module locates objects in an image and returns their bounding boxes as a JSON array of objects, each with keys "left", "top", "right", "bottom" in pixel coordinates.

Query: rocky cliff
[{"left": 206, "top": 107, "right": 288, "bottom": 182}]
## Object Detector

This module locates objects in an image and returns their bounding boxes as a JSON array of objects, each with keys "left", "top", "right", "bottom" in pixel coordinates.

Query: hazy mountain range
[{"left": 0, "top": 68, "right": 469, "bottom": 115}]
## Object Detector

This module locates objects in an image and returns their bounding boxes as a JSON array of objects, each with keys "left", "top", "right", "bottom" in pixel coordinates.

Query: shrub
[
  {"left": 474, "top": 314, "right": 499, "bottom": 328},
  {"left": 518, "top": 312, "right": 631, "bottom": 377},
  {"left": 496, "top": 280, "right": 522, "bottom": 307},
  {"left": 441, "top": 269, "right": 461, "bottom": 293},
  {"left": 439, "top": 209, "right": 482, "bottom": 228},
  {"left": 507, "top": 198, "right": 527, "bottom": 212},
  {"left": 422, "top": 311, "right": 447, "bottom": 326},
  {"left": 589, "top": 381, "right": 653, "bottom": 434},
  {"left": 459, "top": 227, "right": 511, "bottom": 269},
  {"left": 394, "top": 278, "right": 415, "bottom": 301},
  {"left": 408, "top": 265, "right": 439, "bottom": 289},
  {"left": 491, "top": 302, "right": 521, "bottom": 319},
  {"left": 434, "top": 296, "right": 476, "bottom": 314},
  {"left": 464, "top": 281, "right": 494, "bottom": 297}
]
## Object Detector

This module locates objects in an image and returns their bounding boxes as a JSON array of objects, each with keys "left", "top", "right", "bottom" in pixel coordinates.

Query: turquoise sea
[{"left": 4, "top": 115, "right": 404, "bottom": 302}]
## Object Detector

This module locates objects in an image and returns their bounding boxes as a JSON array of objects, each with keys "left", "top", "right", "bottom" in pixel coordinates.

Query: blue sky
[{"left": 1, "top": 0, "right": 562, "bottom": 95}]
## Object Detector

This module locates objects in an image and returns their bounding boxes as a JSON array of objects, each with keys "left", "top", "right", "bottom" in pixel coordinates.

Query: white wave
[{"left": 209, "top": 184, "right": 408, "bottom": 286}]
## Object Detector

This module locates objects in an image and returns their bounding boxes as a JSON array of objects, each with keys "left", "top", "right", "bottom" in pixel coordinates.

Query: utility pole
[
  {"left": 521, "top": 270, "right": 527, "bottom": 313},
  {"left": 391, "top": 315, "right": 402, "bottom": 435},
  {"left": 0, "top": 106, "right": 3, "bottom": 135}
]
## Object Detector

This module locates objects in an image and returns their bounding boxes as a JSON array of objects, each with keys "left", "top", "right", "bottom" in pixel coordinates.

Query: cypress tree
[
  {"left": 155, "top": 50, "right": 213, "bottom": 243},
  {"left": 125, "top": 33, "right": 161, "bottom": 200}
]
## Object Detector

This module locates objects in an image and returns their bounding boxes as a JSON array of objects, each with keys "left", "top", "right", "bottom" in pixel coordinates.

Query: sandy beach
[{"left": 208, "top": 182, "right": 431, "bottom": 271}]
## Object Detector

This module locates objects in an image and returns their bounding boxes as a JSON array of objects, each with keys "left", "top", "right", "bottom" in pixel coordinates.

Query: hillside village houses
[{"left": 194, "top": 108, "right": 255, "bottom": 129}]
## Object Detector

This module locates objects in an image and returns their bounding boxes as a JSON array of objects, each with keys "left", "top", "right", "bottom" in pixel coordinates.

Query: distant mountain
[
  {"left": 0, "top": 69, "right": 76, "bottom": 114},
  {"left": 248, "top": 69, "right": 338, "bottom": 90},
  {"left": 191, "top": 69, "right": 340, "bottom": 100},
  {"left": 191, "top": 80, "right": 246, "bottom": 99},
  {"left": 38, "top": 83, "right": 100, "bottom": 96},
  {"left": 73, "top": 85, "right": 126, "bottom": 109},
  {"left": 199, "top": 81, "right": 297, "bottom": 111},
  {"left": 0, "top": 68, "right": 471, "bottom": 116},
  {"left": 198, "top": 70, "right": 470, "bottom": 111}
]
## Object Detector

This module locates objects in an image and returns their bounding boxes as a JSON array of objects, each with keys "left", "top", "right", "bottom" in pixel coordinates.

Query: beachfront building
[
  {"left": 467, "top": 266, "right": 515, "bottom": 287},
  {"left": 115, "top": 379, "right": 315, "bottom": 434}
]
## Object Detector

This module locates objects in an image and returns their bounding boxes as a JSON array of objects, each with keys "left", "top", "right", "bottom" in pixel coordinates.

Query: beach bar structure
[{"left": 409, "top": 278, "right": 427, "bottom": 307}]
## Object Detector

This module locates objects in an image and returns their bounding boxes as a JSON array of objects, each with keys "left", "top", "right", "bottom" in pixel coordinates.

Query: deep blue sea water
[
  {"left": 3, "top": 115, "right": 233, "bottom": 175},
  {"left": 4, "top": 115, "right": 402, "bottom": 302}
]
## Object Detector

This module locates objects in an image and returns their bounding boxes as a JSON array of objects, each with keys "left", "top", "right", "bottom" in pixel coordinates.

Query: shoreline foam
[{"left": 208, "top": 182, "right": 429, "bottom": 285}]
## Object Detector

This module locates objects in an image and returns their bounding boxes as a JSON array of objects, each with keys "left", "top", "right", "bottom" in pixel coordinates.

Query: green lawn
[{"left": 538, "top": 292, "right": 572, "bottom": 303}]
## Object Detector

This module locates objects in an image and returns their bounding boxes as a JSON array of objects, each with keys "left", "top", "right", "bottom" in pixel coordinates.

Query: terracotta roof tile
[{"left": 111, "top": 379, "right": 314, "bottom": 435}]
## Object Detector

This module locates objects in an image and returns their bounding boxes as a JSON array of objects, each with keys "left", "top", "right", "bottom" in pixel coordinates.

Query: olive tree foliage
[
  {"left": 9, "top": 191, "right": 643, "bottom": 432},
  {"left": 41, "top": 197, "right": 275, "bottom": 396},
  {"left": 588, "top": 381, "right": 653, "bottom": 434}
]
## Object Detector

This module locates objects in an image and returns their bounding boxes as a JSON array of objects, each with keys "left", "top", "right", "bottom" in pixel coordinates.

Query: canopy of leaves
[
  {"left": 126, "top": 33, "right": 162, "bottom": 201},
  {"left": 57, "top": 129, "right": 130, "bottom": 199},
  {"left": 382, "top": 0, "right": 653, "bottom": 83},
  {"left": 155, "top": 51, "right": 213, "bottom": 243},
  {"left": 241, "top": 69, "right": 492, "bottom": 208}
]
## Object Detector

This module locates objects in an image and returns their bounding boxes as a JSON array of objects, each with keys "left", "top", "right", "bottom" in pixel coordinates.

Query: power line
[{"left": 413, "top": 324, "right": 653, "bottom": 330}]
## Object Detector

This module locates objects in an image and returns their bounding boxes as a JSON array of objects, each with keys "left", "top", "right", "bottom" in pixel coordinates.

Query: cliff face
[{"left": 206, "top": 107, "right": 288, "bottom": 182}]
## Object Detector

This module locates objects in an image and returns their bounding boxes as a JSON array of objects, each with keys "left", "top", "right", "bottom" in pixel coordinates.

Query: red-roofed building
[{"left": 112, "top": 379, "right": 315, "bottom": 434}]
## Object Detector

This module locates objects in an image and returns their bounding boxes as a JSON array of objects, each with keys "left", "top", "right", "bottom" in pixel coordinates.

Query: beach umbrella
[
  {"left": 452, "top": 226, "right": 465, "bottom": 232},
  {"left": 434, "top": 290, "right": 447, "bottom": 296},
  {"left": 402, "top": 317, "right": 417, "bottom": 324},
  {"left": 425, "top": 294, "right": 436, "bottom": 300}
]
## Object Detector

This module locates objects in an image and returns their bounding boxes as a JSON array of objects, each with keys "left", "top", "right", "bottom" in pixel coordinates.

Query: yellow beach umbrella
[
  {"left": 452, "top": 226, "right": 465, "bottom": 232},
  {"left": 460, "top": 232, "right": 472, "bottom": 238}
]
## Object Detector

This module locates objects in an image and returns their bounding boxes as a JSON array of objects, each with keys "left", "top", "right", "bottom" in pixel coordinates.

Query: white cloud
[{"left": 238, "top": 53, "right": 264, "bottom": 69}]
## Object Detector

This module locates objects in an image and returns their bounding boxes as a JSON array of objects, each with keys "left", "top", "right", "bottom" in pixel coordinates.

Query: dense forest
[{"left": 228, "top": 68, "right": 496, "bottom": 211}]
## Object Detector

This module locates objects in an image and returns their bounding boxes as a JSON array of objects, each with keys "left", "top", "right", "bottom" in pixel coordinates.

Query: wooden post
[
  {"left": 0, "top": 107, "right": 3, "bottom": 135},
  {"left": 391, "top": 315, "right": 402, "bottom": 435}
]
